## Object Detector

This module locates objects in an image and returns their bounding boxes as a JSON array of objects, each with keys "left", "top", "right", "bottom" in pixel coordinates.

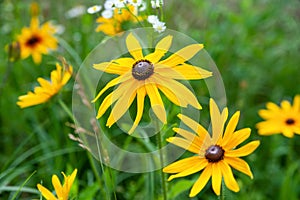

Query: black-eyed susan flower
[
  {"left": 17, "top": 17, "right": 58, "bottom": 64},
  {"left": 37, "top": 169, "right": 77, "bottom": 200},
  {"left": 93, "top": 33, "right": 212, "bottom": 134},
  {"left": 96, "top": 5, "right": 143, "bottom": 36},
  {"left": 17, "top": 62, "right": 73, "bottom": 108},
  {"left": 163, "top": 99, "right": 260, "bottom": 197},
  {"left": 256, "top": 95, "right": 300, "bottom": 138}
]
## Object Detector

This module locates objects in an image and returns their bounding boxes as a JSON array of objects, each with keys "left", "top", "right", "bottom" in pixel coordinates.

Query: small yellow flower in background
[
  {"left": 37, "top": 169, "right": 77, "bottom": 200},
  {"left": 17, "top": 16, "right": 58, "bottom": 64},
  {"left": 96, "top": 5, "right": 142, "bottom": 36},
  {"left": 17, "top": 62, "right": 73, "bottom": 108},
  {"left": 93, "top": 33, "right": 212, "bottom": 134},
  {"left": 163, "top": 99, "right": 260, "bottom": 197},
  {"left": 256, "top": 95, "right": 300, "bottom": 138}
]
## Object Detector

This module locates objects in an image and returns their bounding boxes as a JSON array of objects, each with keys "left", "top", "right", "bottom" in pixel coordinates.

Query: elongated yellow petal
[
  {"left": 293, "top": 95, "right": 300, "bottom": 111},
  {"left": 211, "top": 163, "right": 222, "bottom": 195},
  {"left": 52, "top": 175, "right": 63, "bottom": 198},
  {"left": 177, "top": 114, "right": 210, "bottom": 138},
  {"left": 225, "top": 157, "right": 253, "bottom": 178},
  {"left": 145, "top": 81, "right": 166, "bottom": 123},
  {"left": 265, "top": 102, "right": 280, "bottom": 111},
  {"left": 223, "top": 128, "right": 251, "bottom": 150},
  {"left": 210, "top": 99, "right": 228, "bottom": 144},
  {"left": 157, "top": 85, "right": 182, "bottom": 106},
  {"left": 166, "top": 137, "right": 200, "bottom": 154},
  {"left": 221, "top": 111, "right": 240, "bottom": 144},
  {"left": 173, "top": 127, "right": 204, "bottom": 147},
  {"left": 65, "top": 169, "right": 77, "bottom": 193},
  {"left": 163, "top": 156, "right": 203, "bottom": 173},
  {"left": 226, "top": 140, "right": 260, "bottom": 157},
  {"left": 155, "top": 63, "right": 212, "bottom": 80},
  {"left": 145, "top": 35, "right": 173, "bottom": 63},
  {"left": 93, "top": 62, "right": 130, "bottom": 75},
  {"left": 37, "top": 184, "right": 57, "bottom": 200},
  {"left": 167, "top": 158, "right": 208, "bottom": 181},
  {"left": 219, "top": 160, "right": 240, "bottom": 192},
  {"left": 126, "top": 33, "right": 143, "bottom": 60},
  {"left": 152, "top": 74, "right": 201, "bottom": 109},
  {"left": 128, "top": 86, "right": 146, "bottom": 134},
  {"left": 189, "top": 164, "right": 212, "bottom": 197},
  {"left": 159, "top": 44, "right": 204, "bottom": 66},
  {"left": 107, "top": 81, "right": 139, "bottom": 127}
]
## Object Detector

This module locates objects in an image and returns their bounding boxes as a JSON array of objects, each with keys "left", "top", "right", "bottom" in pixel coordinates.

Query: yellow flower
[
  {"left": 17, "top": 63, "right": 73, "bottom": 108},
  {"left": 163, "top": 99, "right": 260, "bottom": 197},
  {"left": 17, "top": 17, "right": 58, "bottom": 64},
  {"left": 96, "top": 5, "right": 142, "bottom": 36},
  {"left": 256, "top": 95, "right": 300, "bottom": 138},
  {"left": 37, "top": 169, "right": 77, "bottom": 200},
  {"left": 92, "top": 33, "right": 212, "bottom": 134}
]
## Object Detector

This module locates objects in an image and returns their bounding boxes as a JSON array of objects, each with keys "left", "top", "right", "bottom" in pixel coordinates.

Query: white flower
[
  {"left": 102, "top": 9, "right": 114, "bottom": 18},
  {"left": 152, "top": 21, "right": 166, "bottom": 33},
  {"left": 139, "top": 1, "right": 147, "bottom": 11},
  {"left": 151, "top": 0, "right": 162, "bottom": 8},
  {"left": 54, "top": 24, "right": 65, "bottom": 35},
  {"left": 104, "top": 0, "right": 114, "bottom": 10},
  {"left": 113, "top": 0, "right": 127, "bottom": 8},
  {"left": 147, "top": 15, "right": 159, "bottom": 24},
  {"left": 128, "top": 0, "right": 143, "bottom": 7},
  {"left": 87, "top": 5, "right": 102, "bottom": 14},
  {"left": 65, "top": 5, "right": 86, "bottom": 19}
]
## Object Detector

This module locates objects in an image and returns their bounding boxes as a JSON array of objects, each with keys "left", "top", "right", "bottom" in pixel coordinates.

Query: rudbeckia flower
[
  {"left": 96, "top": 5, "right": 142, "bottom": 36},
  {"left": 92, "top": 33, "right": 212, "bottom": 134},
  {"left": 37, "top": 169, "right": 77, "bottom": 200},
  {"left": 17, "top": 17, "right": 58, "bottom": 64},
  {"left": 17, "top": 63, "right": 73, "bottom": 108},
  {"left": 163, "top": 99, "right": 260, "bottom": 197},
  {"left": 256, "top": 95, "right": 300, "bottom": 138}
]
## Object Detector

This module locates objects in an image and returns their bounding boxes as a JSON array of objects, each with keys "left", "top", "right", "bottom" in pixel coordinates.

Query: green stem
[
  {"left": 219, "top": 181, "right": 226, "bottom": 200},
  {"left": 58, "top": 99, "right": 74, "bottom": 122},
  {"left": 123, "top": 4, "right": 144, "bottom": 28},
  {"left": 156, "top": 130, "right": 167, "bottom": 200}
]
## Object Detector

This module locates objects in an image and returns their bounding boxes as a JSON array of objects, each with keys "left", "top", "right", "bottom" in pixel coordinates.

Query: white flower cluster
[
  {"left": 151, "top": 0, "right": 163, "bottom": 8},
  {"left": 147, "top": 15, "right": 166, "bottom": 33}
]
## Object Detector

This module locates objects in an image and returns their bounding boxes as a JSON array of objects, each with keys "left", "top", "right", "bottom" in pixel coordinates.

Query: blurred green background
[{"left": 1, "top": 0, "right": 300, "bottom": 199}]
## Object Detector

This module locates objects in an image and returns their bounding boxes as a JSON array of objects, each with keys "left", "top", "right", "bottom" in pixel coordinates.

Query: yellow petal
[
  {"left": 177, "top": 114, "right": 209, "bottom": 138},
  {"left": 210, "top": 98, "right": 228, "bottom": 144},
  {"left": 221, "top": 111, "right": 240, "bottom": 144},
  {"left": 281, "top": 100, "right": 292, "bottom": 111},
  {"left": 189, "top": 164, "right": 212, "bottom": 197},
  {"left": 37, "top": 184, "right": 57, "bottom": 200},
  {"left": 155, "top": 63, "right": 212, "bottom": 80},
  {"left": 128, "top": 87, "right": 146, "bottom": 134},
  {"left": 163, "top": 156, "right": 203, "bottom": 173},
  {"left": 219, "top": 160, "right": 240, "bottom": 192},
  {"left": 166, "top": 137, "right": 200, "bottom": 154},
  {"left": 113, "top": 57, "right": 135, "bottom": 67},
  {"left": 52, "top": 175, "right": 63, "bottom": 198},
  {"left": 157, "top": 84, "right": 182, "bottom": 106},
  {"left": 145, "top": 35, "right": 173, "bottom": 63},
  {"left": 152, "top": 74, "right": 201, "bottom": 109},
  {"left": 126, "top": 33, "right": 143, "bottom": 60},
  {"left": 145, "top": 81, "right": 166, "bottom": 124},
  {"left": 226, "top": 140, "right": 260, "bottom": 157},
  {"left": 225, "top": 157, "right": 253, "bottom": 178},
  {"left": 173, "top": 127, "right": 204, "bottom": 147},
  {"left": 266, "top": 102, "right": 280, "bottom": 111},
  {"left": 292, "top": 95, "right": 300, "bottom": 111},
  {"left": 167, "top": 158, "right": 208, "bottom": 181},
  {"left": 93, "top": 62, "right": 130, "bottom": 74},
  {"left": 159, "top": 44, "right": 204, "bottom": 66},
  {"left": 211, "top": 163, "right": 222, "bottom": 195},
  {"left": 223, "top": 128, "right": 251, "bottom": 150}
]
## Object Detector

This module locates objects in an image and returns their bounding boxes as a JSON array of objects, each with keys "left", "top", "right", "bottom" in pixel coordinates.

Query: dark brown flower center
[
  {"left": 132, "top": 59, "right": 154, "bottom": 80},
  {"left": 26, "top": 35, "right": 41, "bottom": 47},
  {"left": 205, "top": 145, "right": 225, "bottom": 163},
  {"left": 285, "top": 118, "right": 295, "bottom": 125}
]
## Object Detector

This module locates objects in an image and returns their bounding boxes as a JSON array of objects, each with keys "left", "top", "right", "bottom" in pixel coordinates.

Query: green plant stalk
[
  {"left": 156, "top": 130, "right": 167, "bottom": 200},
  {"left": 219, "top": 180, "right": 226, "bottom": 200},
  {"left": 11, "top": 171, "right": 37, "bottom": 200}
]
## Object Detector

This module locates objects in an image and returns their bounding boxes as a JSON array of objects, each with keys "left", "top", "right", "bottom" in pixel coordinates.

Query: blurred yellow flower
[
  {"left": 37, "top": 169, "right": 77, "bottom": 200},
  {"left": 93, "top": 33, "right": 212, "bottom": 134},
  {"left": 17, "top": 63, "right": 73, "bottom": 108},
  {"left": 96, "top": 5, "right": 142, "bottom": 36},
  {"left": 163, "top": 99, "right": 260, "bottom": 197},
  {"left": 256, "top": 95, "right": 300, "bottom": 138},
  {"left": 17, "top": 17, "right": 58, "bottom": 64}
]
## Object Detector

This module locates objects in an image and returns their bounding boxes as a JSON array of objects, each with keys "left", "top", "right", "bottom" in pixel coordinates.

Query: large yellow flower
[
  {"left": 163, "top": 99, "right": 260, "bottom": 197},
  {"left": 17, "top": 17, "right": 58, "bottom": 64},
  {"left": 96, "top": 5, "right": 142, "bottom": 36},
  {"left": 17, "top": 63, "right": 73, "bottom": 108},
  {"left": 92, "top": 33, "right": 212, "bottom": 134},
  {"left": 37, "top": 169, "right": 77, "bottom": 200},
  {"left": 256, "top": 95, "right": 300, "bottom": 138}
]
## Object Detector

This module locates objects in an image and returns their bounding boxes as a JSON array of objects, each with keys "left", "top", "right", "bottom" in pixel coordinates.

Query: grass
[{"left": 1, "top": 0, "right": 300, "bottom": 199}]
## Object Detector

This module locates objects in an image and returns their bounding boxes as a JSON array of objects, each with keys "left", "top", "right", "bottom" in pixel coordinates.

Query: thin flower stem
[
  {"left": 123, "top": 4, "right": 144, "bottom": 28},
  {"left": 219, "top": 180, "right": 226, "bottom": 200},
  {"left": 156, "top": 128, "right": 167, "bottom": 200},
  {"left": 58, "top": 99, "right": 75, "bottom": 122}
]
